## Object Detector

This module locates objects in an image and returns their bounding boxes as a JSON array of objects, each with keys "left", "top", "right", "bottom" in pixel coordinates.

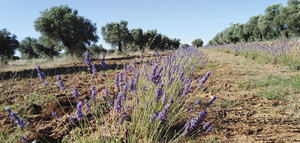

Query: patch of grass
[
  {"left": 258, "top": 90, "right": 284, "bottom": 100},
  {"left": 260, "top": 109, "right": 269, "bottom": 113},
  {"left": 204, "top": 136, "right": 218, "bottom": 143},
  {"left": 206, "top": 62, "right": 220, "bottom": 69},
  {"left": 237, "top": 81, "right": 251, "bottom": 90},
  {"left": 104, "top": 69, "right": 115, "bottom": 74},
  {"left": 219, "top": 99, "right": 240, "bottom": 108}
]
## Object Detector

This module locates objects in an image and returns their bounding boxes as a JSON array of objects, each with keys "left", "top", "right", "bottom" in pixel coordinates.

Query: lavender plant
[
  {"left": 103, "top": 47, "right": 216, "bottom": 142},
  {"left": 203, "top": 38, "right": 300, "bottom": 70}
]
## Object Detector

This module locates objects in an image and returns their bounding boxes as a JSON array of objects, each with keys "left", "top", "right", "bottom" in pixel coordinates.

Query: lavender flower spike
[
  {"left": 52, "top": 111, "right": 59, "bottom": 119},
  {"left": 85, "top": 99, "right": 90, "bottom": 111},
  {"left": 75, "top": 101, "right": 85, "bottom": 121},
  {"left": 206, "top": 96, "right": 217, "bottom": 107},
  {"left": 205, "top": 126, "right": 213, "bottom": 133},
  {"left": 118, "top": 112, "right": 127, "bottom": 125}
]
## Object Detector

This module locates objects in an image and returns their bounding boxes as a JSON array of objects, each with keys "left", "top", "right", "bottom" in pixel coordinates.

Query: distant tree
[
  {"left": 192, "top": 38, "right": 204, "bottom": 47},
  {"left": 101, "top": 20, "right": 132, "bottom": 52},
  {"left": 87, "top": 43, "right": 107, "bottom": 54},
  {"left": 18, "top": 37, "right": 59, "bottom": 59},
  {"left": 143, "top": 30, "right": 180, "bottom": 50},
  {"left": 181, "top": 43, "right": 190, "bottom": 48},
  {"left": 130, "top": 28, "right": 146, "bottom": 51},
  {"left": 18, "top": 37, "right": 39, "bottom": 59},
  {"left": 243, "top": 15, "right": 262, "bottom": 42},
  {"left": 34, "top": 5, "right": 98, "bottom": 56},
  {"left": 286, "top": 0, "right": 300, "bottom": 37},
  {"left": 0, "top": 29, "right": 19, "bottom": 60},
  {"left": 258, "top": 4, "right": 283, "bottom": 40},
  {"left": 209, "top": 1, "right": 299, "bottom": 45},
  {"left": 170, "top": 38, "right": 181, "bottom": 49}
]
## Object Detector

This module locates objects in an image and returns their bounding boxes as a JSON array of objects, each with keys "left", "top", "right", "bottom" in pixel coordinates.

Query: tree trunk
[{"left": 118, "top": 41, "right": 122, "bottom": 52}]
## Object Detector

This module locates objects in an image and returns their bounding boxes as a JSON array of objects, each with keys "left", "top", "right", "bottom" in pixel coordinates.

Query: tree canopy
[
  {"left": 192, "top": 38, "right": 204, "bottom": 47},
  {"left": 34, "top": 5, "right": 98, "bottom": 56},
  {"left": 101, "top": 20, "right": 132, "bottom": 52},
  {"left": 102, "top": 20, "right": 181, "bottom": 52},
  {"left": 0, "top": 29, "right": 19, "bottom": 60},
  {"left": 209, "top": 0, "right": 299, "bottom": 45},
  {"left": 18, "top": 36, "right": 59, "bottom": 59}
]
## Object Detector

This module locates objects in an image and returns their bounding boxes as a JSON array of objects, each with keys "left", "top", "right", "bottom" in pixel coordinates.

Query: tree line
[
  {"left": 208, "top": 0, "right": 299, "bottom": 45},
  {"left": 1, "top": 5, "right": 189, "bottom": 60}
]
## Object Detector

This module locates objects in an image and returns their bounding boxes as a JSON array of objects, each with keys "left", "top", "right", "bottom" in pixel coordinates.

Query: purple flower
[
  {"left": 92, "top": 64, "right": 97, "bottom": 77},
  {"left": 154, "top": 84, "right": 164, "bottom": 102},
  {"left": 114, "top": 93, "right": 123, "bottom": 113},
  {"left": 57, "top": 75, "right": 65, "bottom": 90},
  {"left": 52, "top": 111, "right": 59, "bottom": 119},
  {"left": 75, "top": 101, "right": 85, "bottom": 121},
  {"left": 151, "top": 112, "right": 159, "bottom": 122},
  {"left": 203, "top": 121, "right": 210, "bottom": 129},
  {"left": 100, "top": 54, "right": 106, "bottom": 68},
  {"left": 69, "top": 116, "right": 76, "bottom": 125},
  {"left": 6, "top": 108, "right": 28, "bottom": 129},
  {"left": 206, "top": 96, "right": 217, "bottom": 107},
  {"left": 194, "top": 99, "right": 201, "bottom": 105},
  {"left": 38, "top": 72, "right": 45, "bottom": 80},
  {"left": 142, "top": 84, "right": 147, "bottom": 92},
  {"left": 119, "top": 112, "right": 127, "bottom": 125},
  {"left": 205, "top": 126, "right": 213, "bottom": 133},
  {"left": 36, "top": 65, "right": 48, "bottom": 85},
  {"left": 84, "top": 51, "right": 91, "bottom": 72},
  {"left": 72, "top": 87, "right": 79, "bottom": 100},
  {"left": 158, "top": 104, "right": 170, "bottom": 121},
  {"left": 197, "top": 71, "right": 211, "bottom": 89},
  {"left": 203, "top": 86, "right": 208, "bottom": 92},
  {"left": 5, "top": 107, "right": 11, "bottom": 113},
  {"left": 36, "top": 65, "right": 41, "bottom": 72},
  {"left": 21, "top": 136, "right": 29, "bottom": 143},
  {"left": 85, "top": 99, "right": 90, "bottom": 111},
  {"left": 162, "top": 93, "right": 168, "bottom": 104}
]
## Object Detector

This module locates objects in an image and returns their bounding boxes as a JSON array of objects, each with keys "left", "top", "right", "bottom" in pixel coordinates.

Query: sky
[{"left": 0, "top": 0, "right": 287, "bottom": 50}]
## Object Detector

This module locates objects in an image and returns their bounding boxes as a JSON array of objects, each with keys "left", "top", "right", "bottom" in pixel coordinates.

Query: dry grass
[{"left": 0, "top": 55, "right": 81, "bottom": 73}]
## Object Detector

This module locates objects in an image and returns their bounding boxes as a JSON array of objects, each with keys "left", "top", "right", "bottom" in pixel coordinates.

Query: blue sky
[{"left": 0, "top": 0, "right": 287, "bottom": 49}]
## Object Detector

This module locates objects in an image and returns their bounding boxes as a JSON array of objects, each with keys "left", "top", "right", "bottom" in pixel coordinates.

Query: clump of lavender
[
  {"left": 5, "top": 107, "right": 28, "bottom": 129},
  {"left": 84, "top": 51, "right": 91, "bottom": 72},
  {"left": 118, "top": 112, "right": 127, "bottom": 125},
  {"left": 114, "top": 93, "right": 123, "bottom": 113},
  {"left": 72, "top": 87, "right": 79, "bottom": 100},
  {"left": 100, "top": 54, "right": 106, "bottom": 68},
  {"left": 75, "top": 101, "right": 85, "bottom": 121},
  {"left": 92, "top": 64, "right": 97, "bottom": 78},
  {"left": 206, "top": 96, "right": 217, "bottom": 107},
  {"left": 36, "top": 65, "right": 48, "bottom": 85},
  {"left": 157, "top": 104, "right": 170, "bottom": 121},
  {"left": 197, "top": 71, "right": 211, "bottom": 89},
  {"left": 57, "top": 75, "right": 65, "bottom": 90},
  {"left": 85, "top": 99, "right": 90, "bottom": 111}
]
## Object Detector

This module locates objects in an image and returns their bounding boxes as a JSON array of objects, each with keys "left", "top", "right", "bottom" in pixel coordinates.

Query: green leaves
[
  {"left": 101, "top": 21, "right": 181, "bottom": 52},
  {"left": 101, "top": 20, "right": 131, "bottom": 52},
  {"left": 0, "top": 29, "right": 19, "bottom": 60},
  {"left": 209, "top": 1, "right": 299, "bottom": 45},
  {"left": 192, "top": 38, "right": 203, "bottom": 47},
  {"left": 34, "top": 5, "right": 98, "bottom": 57}
]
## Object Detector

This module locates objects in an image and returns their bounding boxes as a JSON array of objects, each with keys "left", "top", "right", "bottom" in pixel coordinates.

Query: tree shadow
[{"left": 0, "top": 63, "right": 125, "bottom": 80}]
